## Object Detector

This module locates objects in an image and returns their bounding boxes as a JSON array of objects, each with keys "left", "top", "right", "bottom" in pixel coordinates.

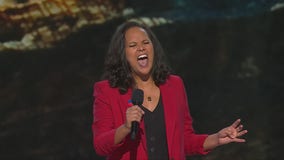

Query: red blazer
[{"left": 92, "top": 75, "right": 208, "bottom": 160}]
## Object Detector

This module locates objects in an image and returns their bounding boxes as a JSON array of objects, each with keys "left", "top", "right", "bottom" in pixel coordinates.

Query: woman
[{"left": 92, "top": 21, "right": 247, "bottom": 160}]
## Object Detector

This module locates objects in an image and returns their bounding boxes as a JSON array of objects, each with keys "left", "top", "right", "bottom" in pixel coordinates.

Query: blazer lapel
[{"left": 160, "top": 82, "right": 177, "bottom": 156}]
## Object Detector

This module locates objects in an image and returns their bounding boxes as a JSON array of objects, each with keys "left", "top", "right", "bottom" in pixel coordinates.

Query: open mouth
[
  {"left": 137, "top": 54, "right": 148, "bottom": 67},
  {"left": 137, "top": 54, "right": 148, "bottom": 60}
]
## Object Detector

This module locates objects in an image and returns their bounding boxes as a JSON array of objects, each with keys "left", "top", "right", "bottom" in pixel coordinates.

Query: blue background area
[{"left": 128, "top": 0, "right": 284, "bottom": 20}]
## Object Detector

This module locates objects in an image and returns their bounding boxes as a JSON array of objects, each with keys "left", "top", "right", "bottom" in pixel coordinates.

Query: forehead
[{"left": 125, "top": 27, "right": 149, "bottom": 40}]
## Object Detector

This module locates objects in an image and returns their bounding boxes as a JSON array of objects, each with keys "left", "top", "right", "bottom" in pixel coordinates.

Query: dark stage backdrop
[{"left": 0, "top": 0, "right": 283, "bottom": 160}]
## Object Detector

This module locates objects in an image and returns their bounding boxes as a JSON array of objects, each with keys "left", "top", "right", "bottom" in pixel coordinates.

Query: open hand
[{"left": 217, "top": 119, "right": 248, "bottom": 145}]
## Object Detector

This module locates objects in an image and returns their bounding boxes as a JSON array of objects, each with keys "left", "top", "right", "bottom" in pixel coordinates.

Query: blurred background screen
[{"left": 0, "top": 0, "right": 283, "bottom": 159}]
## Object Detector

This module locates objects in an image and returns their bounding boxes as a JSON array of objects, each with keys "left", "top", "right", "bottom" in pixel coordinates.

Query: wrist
[
  {"left": 203, "top": 133, "right": 220, "bottom": 151},
  {"left": 123, "top": 124, "right": 131, "bottom": 131}
]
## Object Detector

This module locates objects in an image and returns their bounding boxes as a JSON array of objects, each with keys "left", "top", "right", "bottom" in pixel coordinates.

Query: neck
[{"left": 133, "top": 75, "right": 155, "bottom": 90}]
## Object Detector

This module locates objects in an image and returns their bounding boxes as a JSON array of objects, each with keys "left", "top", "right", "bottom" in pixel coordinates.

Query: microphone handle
[{"left": 130, "top": 121, "right": 138, "bottom": 140}]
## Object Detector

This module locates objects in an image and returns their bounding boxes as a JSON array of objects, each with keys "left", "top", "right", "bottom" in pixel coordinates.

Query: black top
[{"left": 142, "top": 96, "right": 169, "bottom": 160}]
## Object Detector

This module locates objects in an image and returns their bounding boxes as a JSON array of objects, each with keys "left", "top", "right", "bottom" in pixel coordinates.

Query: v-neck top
[{"left": 142, "top": 96, "right": 169, "bottom": 160}]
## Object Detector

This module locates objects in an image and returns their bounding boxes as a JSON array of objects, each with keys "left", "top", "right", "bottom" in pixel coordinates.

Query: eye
[
  {"left": 143, "top": 41, "right": 150, "bottom": 44},
  {"left": 128, "top": 42, "right": 137, "bottom": 48}
]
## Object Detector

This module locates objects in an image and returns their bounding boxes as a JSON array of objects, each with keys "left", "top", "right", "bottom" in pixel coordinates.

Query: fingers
[
  {"left": 231, "top": 119, "right": 241, "bottom": 128},
  {"left": 237, "top": 129, "right": 248, "bottom": 137},
  {"left": 233, "top": 138, "right": 246, "bottom": 143},
  {"left": 236, "top": 124, "right": 243, "bottom": 132},
  {"left": 232, "top": 119, "right": 248, "bottom": 138},
  {"left": 221, "top": 124, "right": 247, "bottom": 139},
  {"left": 218, "top": 119, "right": 248, "bottom": 145},
  {"left": 125, "top": 105, "right": 144, "bottom": 128}
]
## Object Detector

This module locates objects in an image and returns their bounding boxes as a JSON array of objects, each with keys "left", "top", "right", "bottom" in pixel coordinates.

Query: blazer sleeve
[
  {"left": 92, "top": 82, "right": 124, "bottom": 156},
  {"left": 178, "top": 77, "right": 210, "bottom": 155}
]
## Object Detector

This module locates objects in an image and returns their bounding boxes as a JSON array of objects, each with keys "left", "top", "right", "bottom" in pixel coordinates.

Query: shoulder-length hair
[{"left": 102, "top": 21, "right": 171, "bottom": 94}]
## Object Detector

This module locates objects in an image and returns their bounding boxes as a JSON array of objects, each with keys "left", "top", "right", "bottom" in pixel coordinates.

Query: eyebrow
[{"left": 128, "top": 42, "right": 136, "bottom": 45}]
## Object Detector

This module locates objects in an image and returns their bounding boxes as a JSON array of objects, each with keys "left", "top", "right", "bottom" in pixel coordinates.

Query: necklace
[{"left": 147, "top": 96, "right": 152, "bottom": 101}]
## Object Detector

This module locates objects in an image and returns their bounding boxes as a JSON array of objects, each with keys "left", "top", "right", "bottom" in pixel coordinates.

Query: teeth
[{"left": 138, "top": 54, "right": 147, "bottom": 60}]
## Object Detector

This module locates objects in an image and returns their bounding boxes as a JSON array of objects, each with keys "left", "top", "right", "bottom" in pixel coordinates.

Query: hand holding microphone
[{"left": 125, "top": 89, "right": 144, "bottom": 140}]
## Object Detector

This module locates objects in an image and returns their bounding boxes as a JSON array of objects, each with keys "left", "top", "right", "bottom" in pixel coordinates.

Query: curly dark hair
[{"left": 102, "top": 21, "right": 171, "bottom": 94}]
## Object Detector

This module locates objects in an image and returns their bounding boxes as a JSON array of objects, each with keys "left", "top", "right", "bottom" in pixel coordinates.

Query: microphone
[{"left": 130, "top": 89, "right": 144, "bottom": 140}]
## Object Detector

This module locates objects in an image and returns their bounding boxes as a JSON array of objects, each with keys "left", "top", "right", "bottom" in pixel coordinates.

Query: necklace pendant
[{"left": 147, "top": 96, "right": 152, "bottom": 101}]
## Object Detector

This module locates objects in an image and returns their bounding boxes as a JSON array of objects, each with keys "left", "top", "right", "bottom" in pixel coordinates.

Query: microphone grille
[{"left": 131, "top": 89, "right": 144, "bottom": 105}]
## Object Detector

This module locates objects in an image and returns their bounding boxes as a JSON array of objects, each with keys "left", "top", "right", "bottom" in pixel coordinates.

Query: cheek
[
  {"left": 149, "top": 48, "right": 154, "bottom": 61},
  {"left": 125, "top": 50, "right": 131, "bottom": 60},
  {"left": 148, "top": 45, "right": 154, "bottom": 54},
  {"left": 125, "top": 51, "right": 136, "bottom": 64}
]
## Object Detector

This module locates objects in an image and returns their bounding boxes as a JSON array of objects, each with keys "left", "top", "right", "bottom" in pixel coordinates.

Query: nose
[{"left": 137, "top": 44, "right": 145, "bottom": 52}]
